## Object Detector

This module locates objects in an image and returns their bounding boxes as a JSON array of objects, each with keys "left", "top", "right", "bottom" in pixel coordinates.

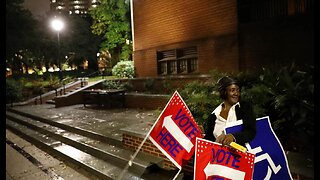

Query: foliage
[
  {"left": 89, "top": 0, "right": 132, "bottom": 64},
  {"left": 144, "top": 78, "right": 155, "bottom": 92},
  {"left": 120, "top": 43, "right": 133, "bottom": 61},
  {"left": 121, "top": 81, "right": 134, "bottom": 91},
  {"left": 62, "top": 16, "right": 101, "bottom": 69},
  {"left": 240, "top": 84, "right": 272, "bottom": 117},
  {"left": 257, "top": 63, "right": 314, "bottom": 152},
  {"left": 162, "top": 77, "right": 175, "bottom": 94},
  {"left": 180, "top": 63, "right": 313, "bottom": 153},
  {"left": 102, "top": 80, "right": 125, "bottom": 90},
  {"left": 6, "top": 0, "right": 46, "bottom": 76},
  {"left": 7, "top": 74, "right": 71, "bottom": 101},
  {"left": 6, "top": 0, "right": 39, "bottom": 59},
  {"left": 6, "top": 0, "right": 102, "bottom": 77},
  {"left": 6, "top": 79, "right": 23, "bottom": 104},
  {"left": 112, "top": 60, "right": 135, "bottom": 78},
  {"left": 179, "top": 81, "right": 219, "bottom": 126}
]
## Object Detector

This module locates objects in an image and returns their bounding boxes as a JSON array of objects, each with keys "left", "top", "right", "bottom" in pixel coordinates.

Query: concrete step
[
  {"left": 7, "top": 108, "right": 122, "bottom": 147},
  {"left": 6, "top": 118, "right": 145, "bottom": 180},
  {"left": 46, "top": 100, "right": 55, "bottom": 104},
  {"left": 6, "top": 110, "right": 164, "bottom": 179},
  {"left": 6, "top": 111, "right": 162, "bottom": 176}
]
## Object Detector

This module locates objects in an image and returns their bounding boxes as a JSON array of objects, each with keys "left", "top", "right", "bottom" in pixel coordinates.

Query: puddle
[
  {"left": 56, "top": 119, "right": 73, "bottom": 123},
  {"left": 55, "top": 144, "right": 90, "bottom": 162},
  {"left": 50, "top": 115, "right": 60, "bottom": 119}
]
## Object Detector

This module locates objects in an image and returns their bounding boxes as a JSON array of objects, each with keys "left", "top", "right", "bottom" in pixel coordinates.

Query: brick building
[{"left": 131, "top": 0, "right": 314, "bottom": 78}]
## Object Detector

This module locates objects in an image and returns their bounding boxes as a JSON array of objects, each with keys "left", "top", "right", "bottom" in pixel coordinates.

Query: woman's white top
[{"left": 212, "top": 102, "right": 240, "bottom": 138}]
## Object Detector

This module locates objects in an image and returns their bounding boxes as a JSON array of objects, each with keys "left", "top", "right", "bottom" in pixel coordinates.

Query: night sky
[{"left": 23, "top": 0, "right": 50, "bottom": 18}]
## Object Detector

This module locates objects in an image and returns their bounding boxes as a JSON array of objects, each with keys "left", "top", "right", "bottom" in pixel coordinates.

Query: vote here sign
[
  {"left": 194, "top": 138, "right": 255, "bottom": 180},
  {"left": 149, "top": 91, "right": 203, "bottom": 169}
]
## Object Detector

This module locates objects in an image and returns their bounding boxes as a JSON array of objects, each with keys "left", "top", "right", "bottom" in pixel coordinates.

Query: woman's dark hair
[{"left": 217, "top": 76, "right": 241, "bottom": 100}]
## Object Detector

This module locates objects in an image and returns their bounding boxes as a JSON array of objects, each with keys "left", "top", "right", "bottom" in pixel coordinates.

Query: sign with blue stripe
[{"left": 225, "top": 116, "right": 293, "bottom": 180}]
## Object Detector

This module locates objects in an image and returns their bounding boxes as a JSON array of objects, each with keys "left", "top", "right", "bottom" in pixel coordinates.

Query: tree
[
  {"left": 62, "top": 16, "right": 101, "bottom": 70},
  {"left": 89, "top": 0, "right": 132, "bottom": 66},
  {"left": 6, "top": 0, "right": 41, "bottom": 75}
]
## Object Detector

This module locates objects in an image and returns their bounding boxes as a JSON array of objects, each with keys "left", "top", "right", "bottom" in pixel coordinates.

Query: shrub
[
  {"left": 112, "top": 60, "right": 134, "bottom": 78},
  {"left": 180, "top": 63, "right": 314, "bottom": 154},
  {"left": 122, "top": 81, "right": 134, "bottom": 91},
  {"left": 102, "top": 80, "right": 125, "bottom": 90},
  {"left": 259, "top": 63, "right": 314, "bottom": 153},
  {"left": 6, "top": 79, "right": 23, "bottom": 104},
  {"left": 43, "top": 74, "right": 61, "bottom": 90},
  {"left": 179, "top": 81, "right": 219, "bottom": 126},
  {"left": 144, "top": 78, "right": 155, "bottom": 92}
]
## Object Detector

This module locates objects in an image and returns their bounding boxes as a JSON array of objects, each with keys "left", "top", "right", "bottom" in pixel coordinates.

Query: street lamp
[{"left": 51, "top": 17, "right": 64, "bottom": 81}]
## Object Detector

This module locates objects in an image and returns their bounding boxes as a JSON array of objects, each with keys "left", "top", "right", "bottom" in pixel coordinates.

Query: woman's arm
[
  {"left": 232, "top": 101, "right": 256, "bottom": 145},
  {"left": 203, "top": 113, "right": 216, "bottom": 141}
]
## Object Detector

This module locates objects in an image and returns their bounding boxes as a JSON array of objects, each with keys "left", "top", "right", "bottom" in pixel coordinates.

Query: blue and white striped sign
[{"left": 225, "top": 116, "right": 293, "bottom": 180}]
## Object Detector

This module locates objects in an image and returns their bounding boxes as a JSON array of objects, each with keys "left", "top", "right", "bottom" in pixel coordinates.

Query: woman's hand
[{"left": 215, "top": 133, "right": 235, "bottom": 145}]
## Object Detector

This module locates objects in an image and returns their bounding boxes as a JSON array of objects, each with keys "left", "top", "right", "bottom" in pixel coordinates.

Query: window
[
  {"left": 157, "top": 46, "right": 198, "bottom": 75},
  {"left": 238, "top": 0, "right": 313, "bottom": 23}
]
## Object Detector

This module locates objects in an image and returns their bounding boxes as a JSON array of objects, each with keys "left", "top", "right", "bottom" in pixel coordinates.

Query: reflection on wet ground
[
  {"left": 8, "top": 104, "right": 184, "bottom": 179},
  {"left": 13, "top": 104, "right": 158, "bottom": 143}
]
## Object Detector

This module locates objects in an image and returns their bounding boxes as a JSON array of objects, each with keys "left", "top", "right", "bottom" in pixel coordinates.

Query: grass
[{"left": 87, "top": 75, "right": 118, "bottom": 82}]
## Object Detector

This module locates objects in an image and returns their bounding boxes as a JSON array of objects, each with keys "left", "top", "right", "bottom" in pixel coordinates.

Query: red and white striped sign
[
  {"left": 194, "top": 138, "right": 255, "bottom": 180},
  {"left": 149, "top": 91, "right": 203, "bottom": 169}
]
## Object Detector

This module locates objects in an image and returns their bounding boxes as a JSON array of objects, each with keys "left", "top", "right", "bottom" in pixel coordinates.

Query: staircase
[
  {"left": 6, "top": 108, "right": 167, "bottom": 180},
  {"left": 45, "top": 77, "right": 90, "bottom": 105},
  {"left": 45, "top": 85, "right": 82, "bottom": 105}
]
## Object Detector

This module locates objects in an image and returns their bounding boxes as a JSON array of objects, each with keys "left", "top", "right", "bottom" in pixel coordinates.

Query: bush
[
  {"left": 180, "top": 63, "right": 314, "bottom": 154},
  {"left": 144, "top": 78, "right": 155, "bottom": 92},
  {"left": 102, "top": 80, "right": 125, "bottom": 90},
  {"left": 6, "top": 79, "right": 23, "bottom": 104},
  {"left": 112, "top": 60, "right": 135, "bottom": 78},
  {"left": 179, "top": 81, "right": 219, "bottom": 126},
  {"left": 258, "top": 63, "right": 314, "bottom": 153}
]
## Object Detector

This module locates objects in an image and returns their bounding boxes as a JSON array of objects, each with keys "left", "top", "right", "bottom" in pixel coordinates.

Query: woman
[{"left": 204, "top": 76, "right": 256, "bottom": 146}]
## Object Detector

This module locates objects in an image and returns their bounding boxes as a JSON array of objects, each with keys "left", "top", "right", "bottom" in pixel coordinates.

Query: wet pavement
[
  {"left": 6, "top": 104, "right": 171, "bottom": 180},
  {"left": 11, "top": 104, "right": 158, "bottom": 142},
  {"left": 6, "top": 129, "right": 93, "bottom": 180}
]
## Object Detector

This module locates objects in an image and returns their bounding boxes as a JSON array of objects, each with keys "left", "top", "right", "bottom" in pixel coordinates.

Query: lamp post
[{"left": 51, "top": 17, "right": 64, "bottom": 81}]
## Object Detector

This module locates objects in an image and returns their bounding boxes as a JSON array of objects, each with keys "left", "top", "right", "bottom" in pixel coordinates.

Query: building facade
[
  {"left": 131, "top": 0, "right": 313, "bottom": 77},
  {"left": 49, "top": 0, "right": 100, "bottom": 17}
]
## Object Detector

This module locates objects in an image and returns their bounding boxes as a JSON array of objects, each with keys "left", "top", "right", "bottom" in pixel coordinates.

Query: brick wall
[
  {"left": 238, "top": 15, "right": 314, "bottom": 71},
  {"left": 132, "top": 0, "right": 313, "bottom": 78},
  {"left": 122, "top": 134, "right": 312, "bottom": 179},
  {"left": 117, "top": 74, "right": 211, "bottom": 92},
  {"left": 132, "top": 0, "right": 239, "bottom": 77},
  {"left": 133, "top": 0, "right": 237, "bottom": 50},
  {"left": 125, "top": 94, "right": 169, "bottom": 109},
  {"left": 122, "top": 133, "right": 199, "bottom": 172},
  {"left": 123, "top": 134, "right": 177, "bottom": 170}
]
